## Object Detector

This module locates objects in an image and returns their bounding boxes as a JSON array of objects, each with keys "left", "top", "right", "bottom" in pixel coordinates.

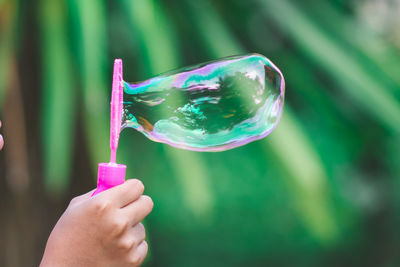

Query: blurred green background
[{"left": 1, "top": 0, "right": 400, "bottom": 266}]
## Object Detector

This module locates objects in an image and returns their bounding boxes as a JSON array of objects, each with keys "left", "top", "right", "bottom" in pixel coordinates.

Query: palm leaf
[
  {"left": 259, "top": 0, "right": 400, "bottom": 133},
  {"left": 185, "top": 0, "right": 341, "bottom": 243},
  {"left": 39, "top": 0, "right": 76, "bottom": 193},
  {"left": 68, "top": 0, "right": 110, "bottom": 171}
]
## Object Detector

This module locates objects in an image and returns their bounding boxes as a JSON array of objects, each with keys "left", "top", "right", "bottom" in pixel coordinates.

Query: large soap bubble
[{"left": 122, "top": 54, "right": 285, "bottom": 151}]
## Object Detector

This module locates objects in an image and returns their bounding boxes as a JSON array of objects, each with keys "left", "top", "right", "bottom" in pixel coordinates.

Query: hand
[
  {"left": 40, "top": 179, "right": 154, "bottom": 267},
  {"left": 0, "top": 120, "right": 3, "bottom": 150}
]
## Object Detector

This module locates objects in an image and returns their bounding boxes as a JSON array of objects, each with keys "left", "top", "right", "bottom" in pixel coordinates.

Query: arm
[{"left": 40, "top": 179, "right": 153, "bottom": 267}]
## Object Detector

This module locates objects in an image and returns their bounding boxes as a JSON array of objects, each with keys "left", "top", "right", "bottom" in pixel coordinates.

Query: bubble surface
[{"left": 122, "top": 54, "right": 285, "bottom": 151}]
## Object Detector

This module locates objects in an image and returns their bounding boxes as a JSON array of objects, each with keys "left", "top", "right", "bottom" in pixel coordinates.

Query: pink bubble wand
[{"left": 92, "top": 59, "right": 126, "bottom": 196}]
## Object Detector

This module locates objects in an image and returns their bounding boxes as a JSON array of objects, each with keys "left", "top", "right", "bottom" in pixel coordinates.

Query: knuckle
[
  {"left": 118, "top": 239, "right": 134, "bottom": 251},
  {"left": 92, "top": 199, "right": 112, "bottom": 214},
  {"left": 110, "top": 218, "right": 129, "bottom": 236}
]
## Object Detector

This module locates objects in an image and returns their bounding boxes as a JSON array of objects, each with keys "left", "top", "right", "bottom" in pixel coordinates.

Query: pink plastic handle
[
  {"left": 92, "top": 59, "right": 126, "bottom": 196},
  {"left": 92, "top": 163, "right": 126, "bottom": 196}
]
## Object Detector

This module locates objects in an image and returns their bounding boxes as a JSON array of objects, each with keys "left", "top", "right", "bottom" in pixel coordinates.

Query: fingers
[
  {"left": 96, "top": 179, "right": 145, "bottom": 208},
  {"left": 122, "top": 195, "right": 153, "bottom": 227},
  {"left": 127, "top": 240, "right": 148, "bottom": 266},
  {"left": 118, "top": 223, "right": 146, "bottom": 252},
  {"left": 116, "top": 223, "right": 148, "bottom": 266},
  {"left": 130, "top": 223, "right": 146, "bottom": 244}
]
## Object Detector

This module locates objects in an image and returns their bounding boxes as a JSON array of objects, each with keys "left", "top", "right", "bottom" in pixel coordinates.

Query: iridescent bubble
[{"left": 122, "top": 54, "right": 285, "bottom": 151}]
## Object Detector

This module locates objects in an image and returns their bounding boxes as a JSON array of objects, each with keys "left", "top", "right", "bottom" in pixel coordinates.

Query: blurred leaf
[
  {"left": 164, "top": 147, "right": 214, "bottom": 222},
  {"left": 303, "top": 0, "right": 400, "bottom": 89},
  {"left": 274, "top": 50, "right": 362, "bottom": 172},
  {"left": 295, "top": 0, "right": 400, "bottom": 183},
  {"left": 121, "top": 0, "right": 181, "bottom": 73},
  {"left": 266, "top": 108, "right": 339, "bottom": 241},
  {"left": 185, "top": 0, "right": 341, "bottom": 243},
  {"left": 259, "top": 0, "right": 400, "bottom": 133},
  {"left": 39, "top": 0, "right": 76, "bottom": 193},
  {"left": 183, "top": 1, "right": 242, "bottom": 57},
  {"left": 0, "top": 0, "right": 17, "bottom": 107},
  {"left": 69, "top": 0, "right": 109, "bottom": 170}
]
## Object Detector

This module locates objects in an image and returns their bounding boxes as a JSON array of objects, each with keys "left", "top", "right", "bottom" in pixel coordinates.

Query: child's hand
[{"left": 40, "top": 179, "right": 153, "bottom": 267}]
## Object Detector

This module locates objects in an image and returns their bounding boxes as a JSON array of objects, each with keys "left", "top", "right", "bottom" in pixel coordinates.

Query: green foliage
[
  {"left": 39, "top": 0, "right": 76, "bottom": 192},
  {"left": 185, "top": 0, "right": 341, "bottom": 243},
  {"left": 260, "top": 0, "right": 400, "bottom": 133},
  {"left": 69, "top": 0, "right": 110, "bottom": 170}
]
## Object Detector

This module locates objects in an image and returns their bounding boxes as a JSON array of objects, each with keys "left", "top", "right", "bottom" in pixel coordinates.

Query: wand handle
[{"left": 92, "top": 59, "right": 126, "bottom": 196}]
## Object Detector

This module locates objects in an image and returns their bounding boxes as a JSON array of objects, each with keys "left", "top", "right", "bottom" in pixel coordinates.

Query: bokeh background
[{"left": 1, "top": 0, "right": 400, "bottom": 266}]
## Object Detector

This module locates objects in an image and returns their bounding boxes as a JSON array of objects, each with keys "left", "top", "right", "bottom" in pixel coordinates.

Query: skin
[
  {"left": 0, "top": 120, "right": 3, "bottom": 150},
  {"left": 40, "top": 179, "right": 154, "bottom": 267}
]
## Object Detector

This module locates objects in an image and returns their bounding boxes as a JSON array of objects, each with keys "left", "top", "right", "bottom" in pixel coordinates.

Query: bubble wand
[
  {"left": 92, "top": 59, "right": 126, "bottom": 196},
  {"left": 91, "top": 54, "right": 285, "bottom": 195}
]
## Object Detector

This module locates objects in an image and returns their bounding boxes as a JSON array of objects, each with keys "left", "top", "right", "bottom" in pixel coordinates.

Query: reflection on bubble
[{"left": 122, "top": 54, "right": 285, "bottom": 151}]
